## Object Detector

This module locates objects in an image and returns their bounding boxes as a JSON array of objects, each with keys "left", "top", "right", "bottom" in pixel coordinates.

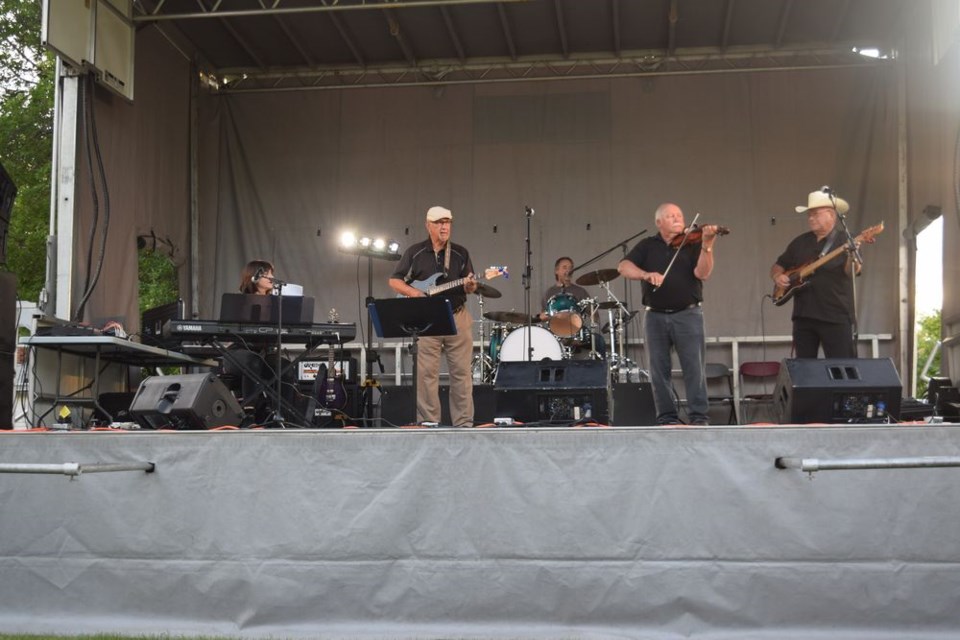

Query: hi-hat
[
  {"left": 596, "top": 301, "right": 623, "bottom": 310},
  {"left": 475, "top": 283, "right": 502, "bottom": 298},
  {"left": 575, "top": 268, "right": 620, "bottom": 287},
  {"left": 483, "top": 310, "right": 532, "bottom": 324}
]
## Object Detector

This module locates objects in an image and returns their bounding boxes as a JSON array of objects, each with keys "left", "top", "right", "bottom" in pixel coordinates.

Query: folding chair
[
  {"left": 705, "top": 362, "right": 737, "bottom": 424},
  {"left": 739, "top": 361, "right": 781, "bottom": 424}
]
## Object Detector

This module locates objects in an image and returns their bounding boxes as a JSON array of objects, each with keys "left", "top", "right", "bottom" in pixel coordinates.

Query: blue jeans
[{"left": 643, "top": 306, "right": 708, "bottom": 424}]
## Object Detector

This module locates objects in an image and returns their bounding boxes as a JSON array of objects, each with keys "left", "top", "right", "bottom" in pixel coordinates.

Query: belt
[{"left": 645, "top": 302, "right": 700, "bottom": 314}]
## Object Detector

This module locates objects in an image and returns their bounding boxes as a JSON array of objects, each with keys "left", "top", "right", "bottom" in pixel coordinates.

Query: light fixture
[
  {"left": 338, "top": 229, "right": 402, "bottom": 261},
  {"left": 852, "top": 46, "right": 895, "bottom": 60}
]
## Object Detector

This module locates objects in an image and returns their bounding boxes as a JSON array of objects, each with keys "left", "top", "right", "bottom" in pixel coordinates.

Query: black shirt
[
  {"left": 624, "top": 234, "right": 703, "bottom": 309},
  {"left": 392, "top": 238, "right": 474, "bottom": 311},
  {"left": 776, "top": 230, "right": 853, "bottom": 323}
]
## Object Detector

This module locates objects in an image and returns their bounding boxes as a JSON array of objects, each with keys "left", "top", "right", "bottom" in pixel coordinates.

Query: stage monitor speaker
[
  {"left": 130, "top": 373, "right": 243, "bottom": 430},
  {"left": 379, "top": 384, "right": 495, "bottom": 427},
  {"left": 773, "top": 358, "right": 902, "bottom": 424},
  {"left": 495, "top": 360, "right": 609, "bottom": 424},
  {"left": 612, "top": 382, "right": 657, "bottom": 425}
]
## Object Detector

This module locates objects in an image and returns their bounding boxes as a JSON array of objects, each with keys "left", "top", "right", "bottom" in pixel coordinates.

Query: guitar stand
[{"left": 368, "top": 297, "right": 457, "bottom": 426}]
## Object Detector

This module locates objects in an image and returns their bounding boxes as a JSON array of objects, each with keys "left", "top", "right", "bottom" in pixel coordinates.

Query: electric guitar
[
  {"left": 403, "top": 266, "right": 509, "bottom": 297},
  {"left": 317, "top": 309, "right": 347, "bottom": 411},
  {"left": 772, "top": 222, "right": 884, "bottom": 306}
]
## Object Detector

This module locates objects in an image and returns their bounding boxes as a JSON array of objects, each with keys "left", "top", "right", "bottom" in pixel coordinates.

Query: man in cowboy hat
[
  {"left": 770, "top": 188, "right": 861, "bottom": 358},
  {"left": 389, "top": 205, "right": 478, "bottom": 426}
]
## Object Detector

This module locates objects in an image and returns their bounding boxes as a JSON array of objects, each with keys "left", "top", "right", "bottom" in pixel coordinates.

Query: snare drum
[
  {"left": 546, "top": 292, "right": 583, "bottom": 338},
  {"left": 498, "top": 326, "right": 563, "bottom": 362}
]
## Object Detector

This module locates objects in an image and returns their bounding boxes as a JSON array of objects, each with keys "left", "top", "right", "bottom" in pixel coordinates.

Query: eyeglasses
[{"left": 429, "top": 220, "right": 452, "bottom": 226}]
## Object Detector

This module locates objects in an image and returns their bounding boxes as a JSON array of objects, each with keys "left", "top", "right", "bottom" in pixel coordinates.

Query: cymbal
[
  {"left": 596, "top": 301, "right": 622, "bottom": 310},
  {"left": 483, "top": 310, "right": 532, "bottom": 324},
  {"left": 575, "top": 268, "right": 620, "bottom": 287},
  {"left": 475, "top": 283, "right": 502, "bottom": 298}
]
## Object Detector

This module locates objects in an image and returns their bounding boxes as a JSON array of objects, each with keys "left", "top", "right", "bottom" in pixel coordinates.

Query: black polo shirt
[
  {"left": 392, "top": 238, "right": 474, "bottom": 311},
  {"left": 776, "top": 230, "right": 853, "bottom": 323},
  {"left": 624, "top": 234, "right": 703, "bottom": 310}
]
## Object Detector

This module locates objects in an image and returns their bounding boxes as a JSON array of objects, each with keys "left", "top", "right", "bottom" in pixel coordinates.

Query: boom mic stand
[
  {"left": 260, "top": 273, "right": 292, "bottom": 427},
  {"left": 522, "top": 206, "right": 535, "bottom": 363},
  {"left": 827, "top": 189, "right": 863, "bottom": 349}
]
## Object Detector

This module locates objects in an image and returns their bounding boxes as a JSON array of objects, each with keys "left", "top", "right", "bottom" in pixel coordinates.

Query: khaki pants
[{"left": 416, "top": 307, "right": 474, "bottom": 426}]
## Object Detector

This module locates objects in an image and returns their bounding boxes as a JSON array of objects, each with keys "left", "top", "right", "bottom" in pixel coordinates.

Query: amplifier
[
  {"left": 773, "top": 358, "right": 902, "bottom": 424},
  {"left": 298, "top": 357, "right": 359, "bottom": 384}
]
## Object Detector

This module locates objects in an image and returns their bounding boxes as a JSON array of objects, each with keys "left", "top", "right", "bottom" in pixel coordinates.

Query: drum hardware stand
[
  {"left": 472, "top": 292, "right": 494, "bottom": 384},
  {"left": 598, "top": 281, "right": 641, "bottom": 383},
  {"left": 572, "top": 228, "right": 647, "bottom": 363}
]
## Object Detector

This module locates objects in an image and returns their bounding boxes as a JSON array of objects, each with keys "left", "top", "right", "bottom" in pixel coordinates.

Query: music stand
[{"left": 368, "top": 297, "right": 457, "bottom": 426}]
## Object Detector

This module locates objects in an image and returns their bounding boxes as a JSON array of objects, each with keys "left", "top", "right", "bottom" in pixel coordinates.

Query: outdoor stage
[{"left": 1, "top": 424, "right": 959, "bottom": 638}]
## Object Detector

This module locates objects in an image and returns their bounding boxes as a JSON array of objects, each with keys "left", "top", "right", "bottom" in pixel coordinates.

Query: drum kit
[{"left": 471, "top": 267, "right": 643, "bottom": 384}]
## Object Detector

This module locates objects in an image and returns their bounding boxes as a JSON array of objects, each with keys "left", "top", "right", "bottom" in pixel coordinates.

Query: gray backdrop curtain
[{"left": 196, "top": 66, "right": 899, "bottom": 360}]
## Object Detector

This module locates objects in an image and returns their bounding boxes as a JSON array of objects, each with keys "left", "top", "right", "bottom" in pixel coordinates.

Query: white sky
[{"left": 915, "top": 217, "right": 943, "bottom": 318}]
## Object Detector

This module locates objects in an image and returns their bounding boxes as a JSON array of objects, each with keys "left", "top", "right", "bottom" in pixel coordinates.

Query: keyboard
[{"left": 164, "top": 319, "right": 356, "bottom": 346}]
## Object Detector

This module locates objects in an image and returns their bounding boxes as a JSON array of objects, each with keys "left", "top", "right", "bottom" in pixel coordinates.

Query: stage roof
[{"left": 134, "top": 0, "right": 906, "bottom": 91}]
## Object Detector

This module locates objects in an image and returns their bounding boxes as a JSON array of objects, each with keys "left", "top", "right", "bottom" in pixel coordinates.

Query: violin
[{"left": 669, "top": 224, "right": 731, "bottom": 248}]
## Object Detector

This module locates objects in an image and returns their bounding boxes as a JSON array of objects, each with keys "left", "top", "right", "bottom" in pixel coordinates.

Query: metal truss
[
  {"left": 133, "top": 0, "right": 530, "bottom": 21},
  {"left": 211, "top": 45, "right": 892, "bottom": 93}
]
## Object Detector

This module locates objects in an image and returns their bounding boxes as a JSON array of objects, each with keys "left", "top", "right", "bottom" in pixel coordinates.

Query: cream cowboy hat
[{"left": 795, "top": 189, "right": 849, "bottom": 215}]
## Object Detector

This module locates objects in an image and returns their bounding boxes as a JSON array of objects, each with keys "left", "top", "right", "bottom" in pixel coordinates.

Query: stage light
[
  {"left": 852, "top": 46, "right": 895, "bottom": 60},
  {"left": 337, "top": 229, "right": 401, "bottom": 261}
]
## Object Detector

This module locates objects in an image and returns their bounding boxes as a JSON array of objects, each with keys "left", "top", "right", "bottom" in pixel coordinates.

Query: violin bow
[{"left": 653, "top": 212, "right": 701, "bottom": 292}]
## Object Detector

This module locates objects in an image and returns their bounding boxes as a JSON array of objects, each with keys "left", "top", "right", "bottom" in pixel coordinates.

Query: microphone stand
[
  {"left": 264, "top": 274, "right": 288, "bottom": 427},
  {"left": 572, "top": 228, "right": 648, "bottom": 274},
  {"left": 523, "top": 206, "right": 534, "bottom": 363},
  {"left": 828, "top": 191, "right": 863, "bottom": 349}
]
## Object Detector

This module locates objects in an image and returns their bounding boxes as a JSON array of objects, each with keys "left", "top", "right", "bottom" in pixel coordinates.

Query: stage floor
[{"left": 2, "top": 424, "right": 959, "bottom": 638}]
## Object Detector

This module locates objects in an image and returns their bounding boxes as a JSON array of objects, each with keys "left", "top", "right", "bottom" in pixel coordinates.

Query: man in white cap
[
  {"left": 389, "top": 205, "right": 478, "bottom": 426},
  {"left": 770, "top": 188, "right": 860, "bottom": 358}
]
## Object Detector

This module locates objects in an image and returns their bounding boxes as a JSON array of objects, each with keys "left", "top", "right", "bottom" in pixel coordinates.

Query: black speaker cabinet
[
  {"left": 773, "top": 358, "right": 902, "bottom": 424},
  {"left": 130, "top": 373, "right": 244, "bottom": 430},
  {"left": 495, "top": 360, "right": 610, "bottom": 424},
  {"left": 379, "top": 384, "right": 495, "bottom": 427},
  {"left": 612, "top": 382, "right": 657, "bottom": 425}
]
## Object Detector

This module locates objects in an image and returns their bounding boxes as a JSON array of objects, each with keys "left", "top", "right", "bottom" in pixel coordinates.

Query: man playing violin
[
  {"left": 618, "top": 203, "right": 721, "bottom": 426},
  {"left": 770, "top": 189, "right": 861, "bottom": 358}
]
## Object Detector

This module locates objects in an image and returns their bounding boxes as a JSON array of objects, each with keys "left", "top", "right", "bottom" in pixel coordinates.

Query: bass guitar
[
  {"left": 772, "top": 222, "right": 884, "bottom": 306},
  {"left": 404, "top": 265, "right": 508, "bottom": 297},
  {"left": 317, "top": 309, "right": 347, "bottom": 411}
]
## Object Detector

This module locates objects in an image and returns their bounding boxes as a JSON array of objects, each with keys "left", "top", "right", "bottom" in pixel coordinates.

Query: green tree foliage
[
  {"left": 916, "top": 309, "right": 942, "bottom": 399},
  {"left": 0, "top": 0, "right": 54, "bottom": 302},
  {"left": 138, "top": 249, "right": 179, "bottom": 313}
]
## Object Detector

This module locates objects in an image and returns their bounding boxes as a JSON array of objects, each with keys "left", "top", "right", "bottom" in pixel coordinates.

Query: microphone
[
  {"left": 251, "top": 267, "right": 264, "bottom": 283},
  {"left": 821, "top": 185, "right": 833, "bottom": 195},
  {"left": 525, "top": 206, "right": 534, "bottom": 217}
]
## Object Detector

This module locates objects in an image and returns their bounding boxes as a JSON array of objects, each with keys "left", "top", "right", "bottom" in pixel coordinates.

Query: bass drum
[{"left": 498, "top": 326, "right": 563, "bottom": 362}]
